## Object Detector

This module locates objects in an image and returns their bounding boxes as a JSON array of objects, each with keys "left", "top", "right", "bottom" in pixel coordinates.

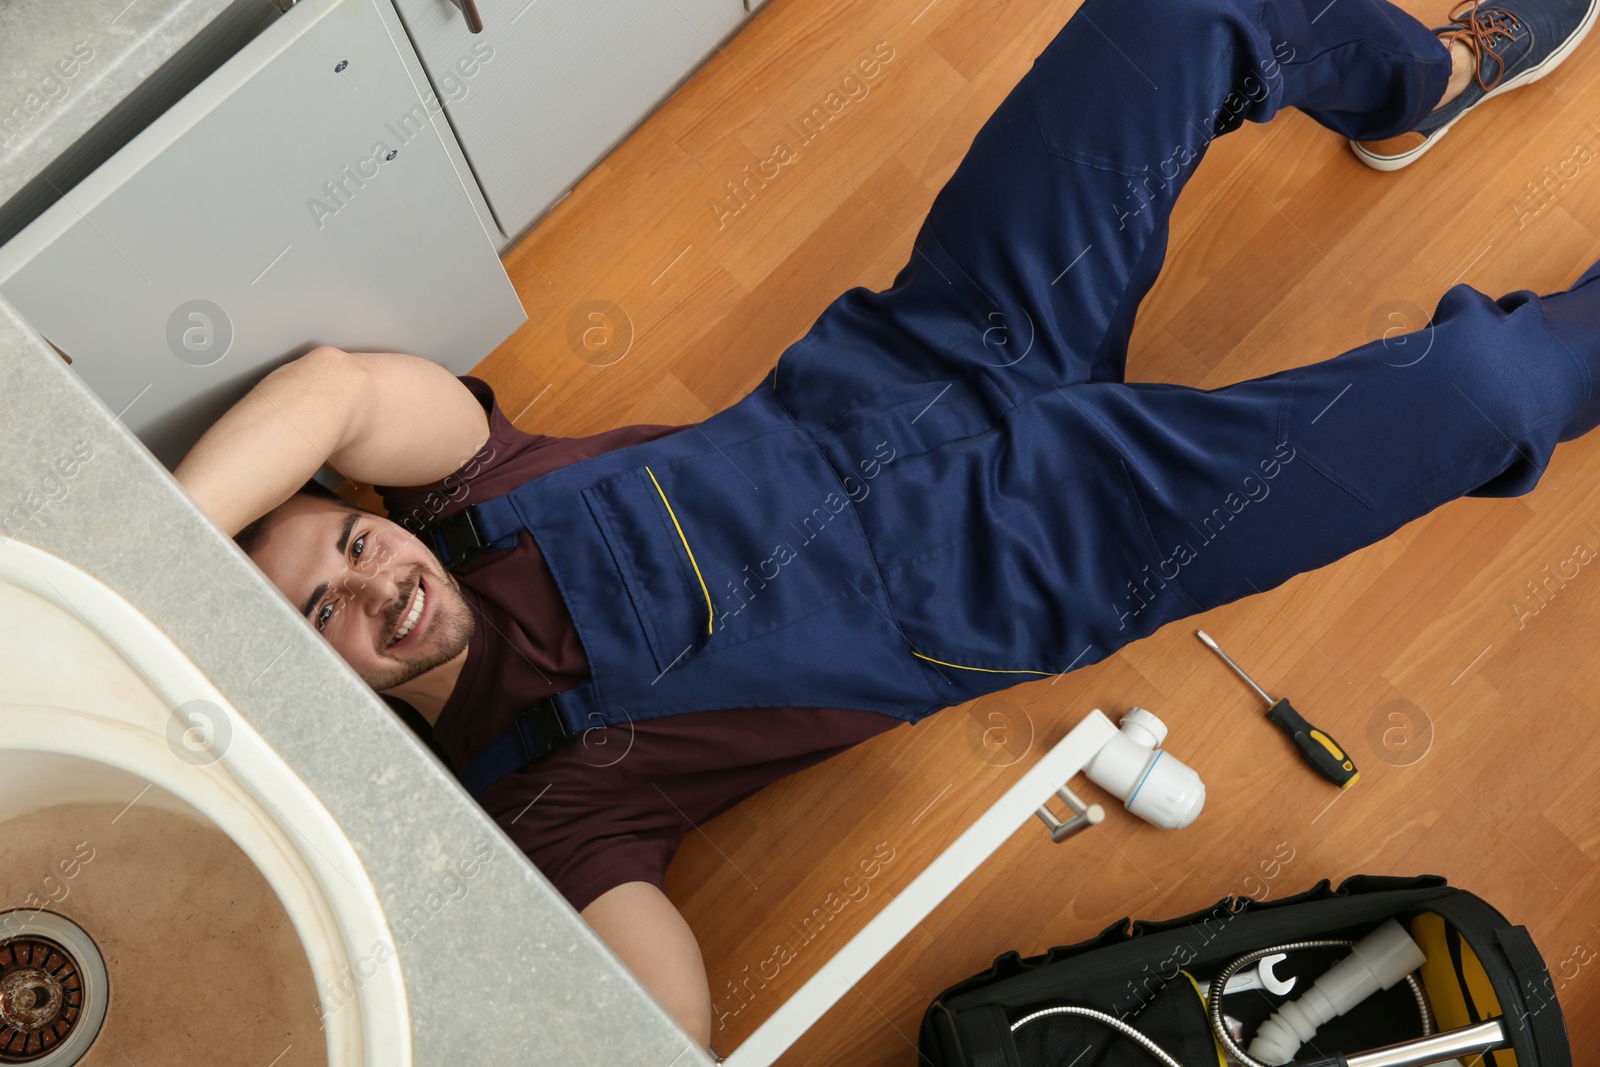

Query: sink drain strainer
[{"left": 0, "top": 913, "right": 107, "bottom": 1066}]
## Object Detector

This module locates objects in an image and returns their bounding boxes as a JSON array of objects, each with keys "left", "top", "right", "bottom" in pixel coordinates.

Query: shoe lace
[{"left": 1442, "top": 0, "right": 1525, "bottom": 92}]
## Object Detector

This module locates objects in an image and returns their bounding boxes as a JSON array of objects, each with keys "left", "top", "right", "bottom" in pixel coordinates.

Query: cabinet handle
[{"left": 450, "top": 0, "right": 484, "bottom": 33}]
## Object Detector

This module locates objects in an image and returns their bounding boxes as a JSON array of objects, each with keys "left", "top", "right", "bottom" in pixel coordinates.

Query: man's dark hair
[{"left": 234, "top": 477, "right": 365, "bottom": 557}]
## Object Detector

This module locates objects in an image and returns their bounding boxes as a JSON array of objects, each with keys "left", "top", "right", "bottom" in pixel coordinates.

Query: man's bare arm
[
  {"left": 173, "top": 346, "right": 491, "bottom": 536},
  {"left": 581, "top": 881, "right": 714, "bottom": 1050}
]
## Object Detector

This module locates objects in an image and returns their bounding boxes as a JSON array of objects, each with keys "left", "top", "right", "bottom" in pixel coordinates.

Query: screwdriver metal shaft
[
  {"left": 1196, "top": 630, "right": 1274, "bottom": 706},
  {"left": 1195, "top": 629, "right": 1361, "bottom": 789}
]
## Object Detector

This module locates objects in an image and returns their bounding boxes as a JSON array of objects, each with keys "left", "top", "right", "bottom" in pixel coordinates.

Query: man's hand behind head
[
  {"left": 172, "top": 346, "right": 490, "bottom": 715},
  {"left": 173, "top": 345, "right": 491, "bottom": 537}
]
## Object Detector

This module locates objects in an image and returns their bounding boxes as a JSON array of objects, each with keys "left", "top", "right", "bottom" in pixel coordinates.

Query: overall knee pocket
[{"left": 1282, "top": 290, "right": 1581, "bottom": 509}]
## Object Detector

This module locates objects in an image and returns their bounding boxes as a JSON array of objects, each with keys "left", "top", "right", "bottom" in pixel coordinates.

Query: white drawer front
[
  {"left": 0, "top": 0, "right": 526, "bottom": 470},
  {"left": 393, "top": 0, "right": 747, "bottom": 239}
]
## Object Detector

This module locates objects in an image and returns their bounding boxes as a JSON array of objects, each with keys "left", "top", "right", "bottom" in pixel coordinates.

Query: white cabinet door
[
  {"left": 0, "top": 0, "right": 526, "bottom": 470},
  {"left": 391, "top": 0, "right": 746, "bottom": 241}
]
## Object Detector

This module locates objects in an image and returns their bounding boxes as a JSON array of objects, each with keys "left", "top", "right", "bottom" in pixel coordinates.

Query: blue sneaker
[{"left": 1350, "top": 0, "right": 1600, "bottom": 171}]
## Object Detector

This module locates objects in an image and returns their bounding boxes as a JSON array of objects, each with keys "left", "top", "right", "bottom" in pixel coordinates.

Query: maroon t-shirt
[{"left": 378, "top": 377, "right": 902, "bottom": 912}]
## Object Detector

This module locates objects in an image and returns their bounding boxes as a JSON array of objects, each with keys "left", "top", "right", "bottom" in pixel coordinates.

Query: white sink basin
[{"left": 0, "top": 539, "right": 408, "bottom": 1065}]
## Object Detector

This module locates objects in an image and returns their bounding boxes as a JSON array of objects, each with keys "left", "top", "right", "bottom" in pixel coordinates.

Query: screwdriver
[{"left": 1195, "top": 630, "right": 1360, "bottom": 789}]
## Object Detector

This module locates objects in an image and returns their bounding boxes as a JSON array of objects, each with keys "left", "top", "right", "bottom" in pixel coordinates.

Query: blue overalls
[{"left": 436, "top": 0, "right": 1600, "bottom": 798}]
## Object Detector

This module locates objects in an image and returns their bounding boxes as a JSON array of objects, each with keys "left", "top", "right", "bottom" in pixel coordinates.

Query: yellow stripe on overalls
[
  {"left": 645, "top": 466, "right": 715, "bottom": 635},
  {"left": 912, "top": 651, "right": 1054, "bottom": 675}
]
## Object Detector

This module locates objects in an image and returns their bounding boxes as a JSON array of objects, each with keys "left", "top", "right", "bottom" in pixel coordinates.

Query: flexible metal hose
[
  {"left": 1206, "top": 939, "right": 1434, "bottom": 1067},
  {"left": 1010, "top": 1004, "right": 1194, "bottom": 1067}
]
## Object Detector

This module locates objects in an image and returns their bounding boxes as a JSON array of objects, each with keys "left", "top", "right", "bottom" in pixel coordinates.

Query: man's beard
[{"left": 368, "top": 567, "right": 474, "bottom": 692}]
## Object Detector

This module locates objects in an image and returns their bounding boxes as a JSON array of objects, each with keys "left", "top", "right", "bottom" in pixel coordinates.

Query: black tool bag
[{"left": 918, "top": 874, "right": 1570, "bottom": 1066}]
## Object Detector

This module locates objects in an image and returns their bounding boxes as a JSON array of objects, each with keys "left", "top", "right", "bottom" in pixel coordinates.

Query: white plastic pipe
[
  {"left": 1249, "top": 918, "right": 1429, "bottom": 1065},
  {"left": 1082, "top": 707, "right": 1206, "bottom": 829},
  {"left": 718, "top": 709, "right": 1120, "bottom": 1067}
]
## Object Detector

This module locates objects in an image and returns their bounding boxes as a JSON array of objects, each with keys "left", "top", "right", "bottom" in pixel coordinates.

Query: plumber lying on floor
[{"left": 173, "top": 0, "right": 1600, "bottom": 1051}]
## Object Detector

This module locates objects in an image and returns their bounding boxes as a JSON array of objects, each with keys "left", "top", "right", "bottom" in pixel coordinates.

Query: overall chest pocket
[{"left": 580, "top": 428, "right": 880, "bottom": 675}]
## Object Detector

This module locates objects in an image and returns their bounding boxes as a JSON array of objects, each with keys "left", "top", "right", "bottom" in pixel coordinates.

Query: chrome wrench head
[{"left": 1254, "top": 953, "right": 1295, "bottom": 996}]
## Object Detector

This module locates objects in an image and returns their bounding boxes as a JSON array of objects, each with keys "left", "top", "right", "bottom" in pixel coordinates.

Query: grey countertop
[
  {"left": 0, "top": 0, "right": 267, "bottom": 206},
  {"left": 0, "top": 295, "right": 717, "bottom": 1063}
]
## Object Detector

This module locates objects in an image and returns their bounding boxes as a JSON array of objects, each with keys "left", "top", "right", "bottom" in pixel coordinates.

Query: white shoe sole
[{"left": 1348, "top": 0, "right": 1600, "bottom": 171}]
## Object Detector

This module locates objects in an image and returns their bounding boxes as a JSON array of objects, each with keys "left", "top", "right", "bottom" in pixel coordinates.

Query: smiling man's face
[{"left": 248, "top": 494, "right": 474, "bottom": 692}]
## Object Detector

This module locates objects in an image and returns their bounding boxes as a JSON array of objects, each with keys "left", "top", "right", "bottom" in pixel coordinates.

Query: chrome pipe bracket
[{"left": 1034, "top": 782, "right": 1106, "bottom": 843}]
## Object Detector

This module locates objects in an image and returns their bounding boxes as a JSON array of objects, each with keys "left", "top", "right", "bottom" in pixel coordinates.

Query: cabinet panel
[
  {"left": 0, "top": 0, "right": 526, "bottom": 470},
  {"left": 393, "top": 0, "right": 747, "bottom": 240}
]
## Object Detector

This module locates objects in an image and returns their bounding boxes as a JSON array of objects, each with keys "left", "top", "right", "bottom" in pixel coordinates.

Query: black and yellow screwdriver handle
[{"left": 1264, "top": 698, "right": 1360, "bottom": 788}]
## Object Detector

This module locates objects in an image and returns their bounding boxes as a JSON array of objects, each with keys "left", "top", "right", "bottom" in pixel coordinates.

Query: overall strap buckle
[
  {"left": 459, "top": 697, "right": 570, "bottom": 799},
  {"left": 428, "top": 506, "right": 487, "bottom": 569},
  {"left": 511, "top": 698, "right": 569, "bottom": 761}
]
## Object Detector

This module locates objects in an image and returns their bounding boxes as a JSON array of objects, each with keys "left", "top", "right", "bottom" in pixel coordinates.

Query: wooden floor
[{"left": 395, "top": 0, "right": 1600, "bottom": 1060}]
